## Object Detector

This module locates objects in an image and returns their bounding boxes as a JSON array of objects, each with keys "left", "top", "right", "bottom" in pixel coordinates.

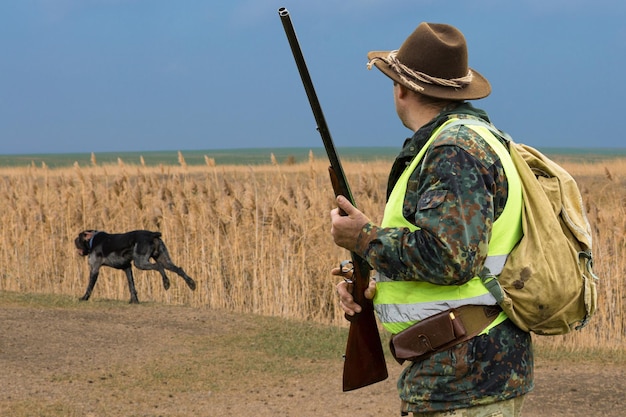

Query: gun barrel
[{"left": 277, "top": 7, "right": 354, "bottom": 206}]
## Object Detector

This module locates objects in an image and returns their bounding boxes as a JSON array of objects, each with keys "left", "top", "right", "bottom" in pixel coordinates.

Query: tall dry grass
[{"left": 0, "top": 153, "right": 623, "bottom": 353}]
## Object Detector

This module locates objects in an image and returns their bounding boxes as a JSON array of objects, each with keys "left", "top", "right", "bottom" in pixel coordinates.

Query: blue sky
[{"left": 1, "top": 0, "right": 625, "bottom": 154}]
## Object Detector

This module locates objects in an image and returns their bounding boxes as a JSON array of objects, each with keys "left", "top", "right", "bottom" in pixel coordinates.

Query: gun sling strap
[{"left": 389, "top": 305, "right": 502, "bottom": 364}]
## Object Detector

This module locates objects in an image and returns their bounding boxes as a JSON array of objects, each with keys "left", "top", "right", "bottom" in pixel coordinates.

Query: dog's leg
[
  {"left": 157, "top": 258, "right": 196, "bottom": 290},
  {"left": 164, "top": 263, "right": 196, "bottom": 290},
  {"left": 124, "top": 268, "right": 140, "bottom": 304},
  {"left": 153, "top": 242, "right": 196, "bottom": 290},
  {"left": 80, "top": 269, "right": 100, "bottom": 301},
  {"left": 155, "top": 263, "right": 177, "bottom": 290},
  {"left": 158, "top": 267, "right": 171, "bottom": 290},
  {"left": 133, "top": 251, "right": 171, "bottom": 290}
]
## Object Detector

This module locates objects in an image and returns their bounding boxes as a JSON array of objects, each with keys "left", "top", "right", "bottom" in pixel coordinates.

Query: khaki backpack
[{"left": 463, "top": 119, "right": 599, "bottom": 335}]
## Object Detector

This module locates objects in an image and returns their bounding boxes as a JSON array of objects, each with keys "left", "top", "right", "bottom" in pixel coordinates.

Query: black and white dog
[{"left": 75, "top": 230, "right": 196, "bottom": 303}]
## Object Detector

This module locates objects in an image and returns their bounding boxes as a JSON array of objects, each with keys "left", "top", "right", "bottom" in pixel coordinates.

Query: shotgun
[{"left": 278, "top": 7, "right": 388, "bottom": 391}]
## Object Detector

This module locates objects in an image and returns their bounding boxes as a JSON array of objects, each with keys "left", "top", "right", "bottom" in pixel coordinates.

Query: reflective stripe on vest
[{"left": 373, "top": 118, "right": 523, "bottom": 334}]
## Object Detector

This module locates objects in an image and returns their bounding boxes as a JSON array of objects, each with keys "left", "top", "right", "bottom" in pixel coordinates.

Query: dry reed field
[{"left": 0, "top": 152, "right": 624, "bottom": 355}]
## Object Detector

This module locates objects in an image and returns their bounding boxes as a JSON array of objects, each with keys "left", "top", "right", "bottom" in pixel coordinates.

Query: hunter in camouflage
[
  {"left": 331, "top": 22, "right": 534, "bottom": 417},
  {"left": 357, "top": 103, "right": 534, "bottom": 414}
]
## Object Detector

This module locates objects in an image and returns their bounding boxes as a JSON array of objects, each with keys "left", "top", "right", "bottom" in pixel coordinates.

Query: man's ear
[{"left": 395, "top": 82, "right": 411, "bottom": 100}]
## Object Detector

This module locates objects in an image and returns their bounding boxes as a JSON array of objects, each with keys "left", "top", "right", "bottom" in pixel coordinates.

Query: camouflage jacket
[{"left": 354, "top": 102, "right": 534, "bottom": 413}]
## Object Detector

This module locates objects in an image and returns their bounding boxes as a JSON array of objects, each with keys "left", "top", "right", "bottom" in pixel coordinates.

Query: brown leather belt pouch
[{"left": 389, "top": 305, "right": 501, "bottom": 364}]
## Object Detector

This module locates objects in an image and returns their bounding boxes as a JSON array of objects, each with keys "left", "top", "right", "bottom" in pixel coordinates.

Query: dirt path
[{"left": 0, "top": 297, "right": 623, "bottom": 416}]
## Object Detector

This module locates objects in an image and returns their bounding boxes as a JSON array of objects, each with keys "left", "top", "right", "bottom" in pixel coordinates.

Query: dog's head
[{"left": 75, "top": 230, "right": 99, "bottom": 256}]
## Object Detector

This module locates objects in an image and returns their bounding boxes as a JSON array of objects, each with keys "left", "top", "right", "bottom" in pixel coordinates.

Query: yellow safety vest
[{"left": 373, "top": 118, "right": 523, "bottom": 335}]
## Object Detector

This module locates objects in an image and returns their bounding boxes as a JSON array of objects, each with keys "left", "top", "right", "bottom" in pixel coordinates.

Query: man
[{"left": 330, "top": 22, "right": 534, "bottom": 416}]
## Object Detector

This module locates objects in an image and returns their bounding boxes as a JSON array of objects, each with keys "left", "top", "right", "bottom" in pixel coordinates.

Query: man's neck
[
  {"left": 410, "top": 101, "right": 460, "bottom": 132},
  {"left": 410, "top": 107, "right": 442, "bottom": 132}
]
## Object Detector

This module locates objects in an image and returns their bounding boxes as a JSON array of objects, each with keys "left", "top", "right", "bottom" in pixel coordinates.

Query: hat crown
[
  {"left": 397, "top": 22, "right": 468, "bottom": 80},
  {"left": 367, "top": 21, "right": 491, "bottom": 100}
]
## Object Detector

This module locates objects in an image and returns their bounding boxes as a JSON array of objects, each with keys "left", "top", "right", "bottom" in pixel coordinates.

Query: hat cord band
[{"left": 367, "top": 50, "right": 473, "bottom": 92}]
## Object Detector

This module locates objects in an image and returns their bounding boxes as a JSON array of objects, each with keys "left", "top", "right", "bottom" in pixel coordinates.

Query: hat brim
[{"left": 367, "top": 50, "right": 491, "bottom": 100}]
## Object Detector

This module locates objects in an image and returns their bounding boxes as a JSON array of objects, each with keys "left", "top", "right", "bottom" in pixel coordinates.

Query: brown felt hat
[{"left": 367, "top": 22, "right": 491, "bottom": 100}]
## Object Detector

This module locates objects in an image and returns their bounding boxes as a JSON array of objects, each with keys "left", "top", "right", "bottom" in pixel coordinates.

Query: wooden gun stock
[
  {"left": 329, "top": 167, "right": 388, "bottom": 391},
  {"left": 279, "top": 7, "right": 387, "bottom": 391}
]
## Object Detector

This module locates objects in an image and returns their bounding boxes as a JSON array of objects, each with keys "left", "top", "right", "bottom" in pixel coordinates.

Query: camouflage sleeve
[{"left": 354, "top": 126, "right": 504, "bottom": 285}]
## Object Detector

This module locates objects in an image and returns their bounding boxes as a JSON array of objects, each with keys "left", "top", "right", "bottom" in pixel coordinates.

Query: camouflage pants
[{"left": 409, "top": 396, "right": 525, "bottom": 417}]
